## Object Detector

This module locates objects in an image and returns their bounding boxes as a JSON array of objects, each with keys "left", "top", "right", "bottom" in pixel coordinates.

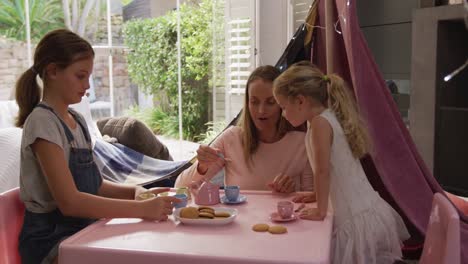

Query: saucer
[
  {"left": 270, "top": 212, "right": 298, "bottom": 222},
  {"left": 221, "top": 195, "right": 247, "bottom": 204}
]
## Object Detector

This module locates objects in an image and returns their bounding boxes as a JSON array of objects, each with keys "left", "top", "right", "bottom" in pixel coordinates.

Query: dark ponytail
[
  {"left": 14, "top": 29, "right": 94, "bottom": 128},
  {"left": 15, "top": 68, "right": 41, "bottom": 127}
]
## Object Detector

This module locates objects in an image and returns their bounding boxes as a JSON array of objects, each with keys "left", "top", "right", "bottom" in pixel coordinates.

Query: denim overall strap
[
  {"left": 19, "top": 104, "right": 102, "bottom": 264},
  {"left": 34, "top": 103, "right": 101, "bottom": 194},
  {"left": 68, "top": 109, "right": 91, "bottom": 143}
]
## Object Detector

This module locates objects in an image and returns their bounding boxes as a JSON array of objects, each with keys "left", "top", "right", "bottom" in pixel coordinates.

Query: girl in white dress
[{"left": 273, "top": 61, "right": 410, "bottom": 264}]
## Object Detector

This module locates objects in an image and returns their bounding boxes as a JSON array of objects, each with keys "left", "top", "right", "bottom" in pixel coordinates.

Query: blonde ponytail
[
  {"left": 274, "top": 61, "right": 370, "bottom": 159},
  {"left": 327, "top": 74, "right": 369, "bottom": 158},
  {"left": 15, "top": 68, "right": 41, "bottom": 128}
]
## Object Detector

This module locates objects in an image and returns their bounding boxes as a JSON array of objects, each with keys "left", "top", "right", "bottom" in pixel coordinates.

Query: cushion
[
  {"left": 97, "top": 117, "right": 173, "bottom": 161},
  {"left": 0, "top": 127, "right": 22, "bottom": 193},
  {"left": 0, "top": 101, "right": 19, "bottom": 129}
]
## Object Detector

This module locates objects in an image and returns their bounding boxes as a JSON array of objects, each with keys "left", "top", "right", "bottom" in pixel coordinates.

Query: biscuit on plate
[
  {"left": 199, "top": 208, "right": 215, "bottom": 214},
  {"left": 180, "top": 207, "right": 199, "bottom": 219},
  {"left": 252, "top": 223, "right": 270, "bottom": 232},
  {"left": 214, "top": 212, "right": 231, "bottom": 218},
  {"left": 268, "top": 225, "right": 287, "bottom": 234},
  {"left": 198, "top": 206, "right": 214, "bottom": 211},
  {"left": 199, "top": 212, "right": 215, "bottom": 219}
]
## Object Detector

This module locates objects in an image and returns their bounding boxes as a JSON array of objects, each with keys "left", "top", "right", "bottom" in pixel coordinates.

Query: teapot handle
[{"left": 189, "top": 179, "right": 204, "bottom": 197}]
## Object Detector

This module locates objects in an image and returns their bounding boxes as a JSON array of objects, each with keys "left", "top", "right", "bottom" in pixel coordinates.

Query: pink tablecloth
[{"left": 59, "top": 190, "right": 333, "bottom": 264}]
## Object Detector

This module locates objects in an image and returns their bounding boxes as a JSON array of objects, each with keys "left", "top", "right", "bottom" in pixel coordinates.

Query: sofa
[{"left": 0, "top": 99, "right": 174, "bottom": 193}]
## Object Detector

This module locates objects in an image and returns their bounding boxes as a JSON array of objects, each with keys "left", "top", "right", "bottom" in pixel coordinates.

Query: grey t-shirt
[{"left": 20, "top": 103, "right": 90, "bottom": 213}]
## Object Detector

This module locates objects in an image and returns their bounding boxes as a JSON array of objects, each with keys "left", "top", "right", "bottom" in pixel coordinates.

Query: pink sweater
[{"left": 175, "top": 126, "right": 313, "bottom": 191}]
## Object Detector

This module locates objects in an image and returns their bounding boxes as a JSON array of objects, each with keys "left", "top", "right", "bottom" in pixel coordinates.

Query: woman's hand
[
  {"left": 292, "top": 192, "right": 316, "bottom": 203},
  {"left": 140, "top": 196, "right": 181, "bottom": 221},
  {"left": 196, "top": 145, "right": 225, "bottom": 174},
  {"left": 268, "top": 174, "right": 295, "bottom": 193}
]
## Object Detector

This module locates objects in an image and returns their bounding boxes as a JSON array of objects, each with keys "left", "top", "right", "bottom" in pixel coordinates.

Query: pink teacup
[{"left": 277, "top": 201, "right": 294, "bottom": 219}]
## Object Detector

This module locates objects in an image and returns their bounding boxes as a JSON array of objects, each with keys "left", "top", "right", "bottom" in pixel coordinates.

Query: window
[{"left": 1, "top": 0, "right": 312, "bottom": 158}]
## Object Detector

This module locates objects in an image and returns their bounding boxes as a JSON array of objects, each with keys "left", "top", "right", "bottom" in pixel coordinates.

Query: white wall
[
  {"left": 257, "top": 0, "right": 289, "bottom": 66},
  {"left": 221, "top": 0, "right": 297, "bottom": 123}
]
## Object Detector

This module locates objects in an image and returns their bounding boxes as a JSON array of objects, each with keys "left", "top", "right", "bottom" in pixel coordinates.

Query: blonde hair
[
  {"left": 237, "top": 65, "right": 294, "bottom": 166},
  {"left": 273, "top": 61, "right": 369, "bottom": 158},
  {"left": 15, "top": 29, "right": 94, "bottom": 127}
]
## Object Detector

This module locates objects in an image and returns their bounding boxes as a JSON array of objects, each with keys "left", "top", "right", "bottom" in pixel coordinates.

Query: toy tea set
[{"left": 138, "top": 181, "right": 299, "bottom": 225}]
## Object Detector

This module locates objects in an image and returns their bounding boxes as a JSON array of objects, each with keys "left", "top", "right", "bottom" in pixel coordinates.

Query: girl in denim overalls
[{"left": 15, "top": 29, "right": 180, "bottom": 264}]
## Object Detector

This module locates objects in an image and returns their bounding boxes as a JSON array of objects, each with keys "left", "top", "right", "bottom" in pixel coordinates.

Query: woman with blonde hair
[
  {"left": 273, "top": 61, "right": 409, "bottom": 263},
  {"left": 175, "top": 65, "right": 313, "bottom": 193}
]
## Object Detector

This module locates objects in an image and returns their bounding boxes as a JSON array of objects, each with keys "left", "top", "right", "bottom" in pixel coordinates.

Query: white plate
[{"left": 174, "top": 207, "right": 238, "bottom": 225}]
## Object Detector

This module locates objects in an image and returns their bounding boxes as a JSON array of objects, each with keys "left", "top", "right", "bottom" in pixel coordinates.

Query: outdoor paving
[{"left": 158, "top": 135, "right": 200, "bottom": 161}]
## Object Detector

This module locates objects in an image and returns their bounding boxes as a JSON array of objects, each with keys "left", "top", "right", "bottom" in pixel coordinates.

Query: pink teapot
[{"left": 191, "top": 180, "right": 220, "bottom": 205}]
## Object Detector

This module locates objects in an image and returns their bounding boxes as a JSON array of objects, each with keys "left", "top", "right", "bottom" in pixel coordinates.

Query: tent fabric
[
  {"left": 93, "top": 139, "right": 190, "bottom": 186},
  {"left": 310, "top": 0, "right": 467, "bottom": 261}
]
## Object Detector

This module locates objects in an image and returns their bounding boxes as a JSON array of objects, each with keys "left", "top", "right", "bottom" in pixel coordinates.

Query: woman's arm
[
  {"left": 300, "top": 117, "right": 332, "bottom": 221},
  {"left": 32, "top": 139, "right": 178, "bottom": 220},
  {"left": 175, "top": 161, "right": 210, "bottom": 187},
  {"left": 175, "top": 131, "right": 229, "bottom": 188}
]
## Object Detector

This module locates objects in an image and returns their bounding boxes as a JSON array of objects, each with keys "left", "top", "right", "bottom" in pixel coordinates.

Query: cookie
[
  {"left": 179, "top": 207, "right": 199, "bottom": 219},
  {"left": 214, "top": 212, "right": 231, "bottom": 218},
  {"left": 199, "top": 208, "right": 215, "bottom": 214},
  {"left": 252, "top": 223, "right": 270, "bottom": 232},
  {"left": 198, "top": 206, "right": 215, "bottom": 211},
  {"left": 268, "top": 225, "right": 287, "bottom": 234},
  {"left": 199, "top": 212, "right": 215, "bottom": 219}
]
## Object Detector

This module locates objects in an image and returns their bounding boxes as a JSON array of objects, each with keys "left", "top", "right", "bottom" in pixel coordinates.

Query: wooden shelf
[
  {"left": 410, "top": 4, "right": 468, "bottom": 195},
  {"left": 440, "top": 106, "right": 468, "bottom": 112}
]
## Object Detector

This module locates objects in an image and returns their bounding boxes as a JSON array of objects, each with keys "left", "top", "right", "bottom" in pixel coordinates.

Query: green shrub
[
  {"left": 125, "top": 106, "right": 179, "bottom": 138},
  {"left": 198, "top": 121, "right": 227, "bottom": 144},
  {"left": 123, "top": 0, "right": 224, "bottom": 141}
]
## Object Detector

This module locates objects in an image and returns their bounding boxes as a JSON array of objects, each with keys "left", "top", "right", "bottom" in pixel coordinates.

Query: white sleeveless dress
[{"left": 306, "top": 109, "right": 410, "bottom": 264}]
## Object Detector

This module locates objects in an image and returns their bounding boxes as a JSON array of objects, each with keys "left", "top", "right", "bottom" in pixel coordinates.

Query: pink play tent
[{"left": 304, "top": 0, "right": 467, "bottom": 262}]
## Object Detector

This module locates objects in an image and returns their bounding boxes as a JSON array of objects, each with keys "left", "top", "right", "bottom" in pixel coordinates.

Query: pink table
[{"left": 59, "top": 190, "right": 333, "bottom": 264}]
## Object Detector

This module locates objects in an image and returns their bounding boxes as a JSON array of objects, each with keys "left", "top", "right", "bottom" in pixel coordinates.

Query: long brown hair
[
  {"left": 273, "top": 61, "right": 369, "bottom": 158},
  {"left": 15, "top": 29, "right": 94, "bottom": 127},
  {"left": 237, "top": 65, "right": 295, "bottom": 165}
]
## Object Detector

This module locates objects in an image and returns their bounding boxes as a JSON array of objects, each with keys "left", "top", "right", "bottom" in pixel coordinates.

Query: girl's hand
[
  {"left": 292, "top": 192, "right": 316, "bottom": 203},
  {"left": 299, "top": 207, "right": 325, "bottom": 221},
  {"left": 268, "top": 174, "right": 295, "bottom": 193},
  {"left": 140, "top": 196, "right": 181, "bottom": 221},
  {"left": 196, "top": 145, "right": 225, "bottom": 174}
]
